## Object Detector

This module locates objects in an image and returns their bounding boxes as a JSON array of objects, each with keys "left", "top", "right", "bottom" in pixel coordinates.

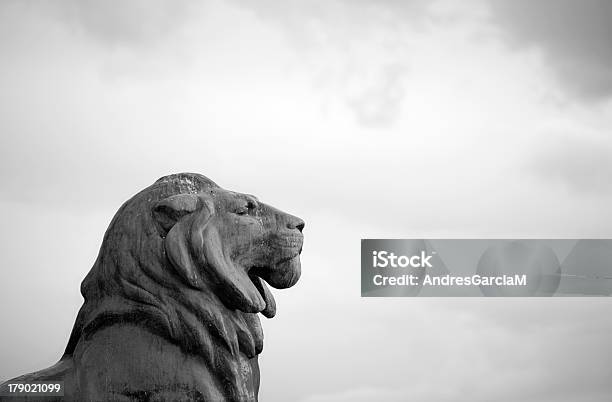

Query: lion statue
[{"left": 0, "top": 173, "right": 304, "bottom": 401}]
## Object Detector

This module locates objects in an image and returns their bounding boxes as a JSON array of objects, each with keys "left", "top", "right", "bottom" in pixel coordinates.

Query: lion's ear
[{"left": 153, "top": 194, "right": 200, "bottom": 234}]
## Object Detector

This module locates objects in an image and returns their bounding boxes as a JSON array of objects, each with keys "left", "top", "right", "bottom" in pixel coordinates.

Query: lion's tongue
[{"left": 251, "top": 276, "right": 276, "bottom": 318}]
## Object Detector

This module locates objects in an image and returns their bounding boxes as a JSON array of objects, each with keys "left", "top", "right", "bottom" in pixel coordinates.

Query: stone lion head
[{"left": 63, "top": 173, "right": 304, "bottom": 397}]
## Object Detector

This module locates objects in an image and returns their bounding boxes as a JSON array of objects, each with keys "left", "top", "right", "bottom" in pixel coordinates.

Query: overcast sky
[{"left": 1, "top": 1, "right": 611, "bottom": 401}]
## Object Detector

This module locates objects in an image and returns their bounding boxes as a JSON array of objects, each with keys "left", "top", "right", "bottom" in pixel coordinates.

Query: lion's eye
[{"left": 235, "top": 200, "right": 257, "bottom": 216}]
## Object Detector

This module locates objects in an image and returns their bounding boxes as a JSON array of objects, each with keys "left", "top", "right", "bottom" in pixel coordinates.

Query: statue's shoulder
[{"left": 73, "top": 324, "right": 222, "bottom": 401}]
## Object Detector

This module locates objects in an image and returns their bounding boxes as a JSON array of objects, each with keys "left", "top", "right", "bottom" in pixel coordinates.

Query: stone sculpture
[{"left": 0, "top": 173, "right": 304, "bottom": 401}]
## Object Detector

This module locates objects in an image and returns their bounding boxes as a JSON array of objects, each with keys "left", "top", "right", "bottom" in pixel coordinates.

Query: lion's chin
[{"left": 251, "top": 256, "right": 301, "bottom": 290}]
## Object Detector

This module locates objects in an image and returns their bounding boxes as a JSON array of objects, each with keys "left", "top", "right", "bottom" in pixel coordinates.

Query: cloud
[
  {"left": 297, "top": 387, "right": 407, "bottom": 402},
  {"left": 489, "top": 0, "right": 612, "bottom": 101},
  {"left": 345, "top": 63, "right": 408, "bottom": 127},
  {"left": 231, "top": 0, "right": 434, "bottom": 127},
  {"left": 238, "top": 0, "right": 612, "bottom": 110},
  {"left": 295, "top": 357, "right": 612, "bottom": 402},
  {"left": 44, "top": 0, "right": 198, "bottom": 47},
  {"left": 530, "top": 135, "right": 612, "bottom": 196}
]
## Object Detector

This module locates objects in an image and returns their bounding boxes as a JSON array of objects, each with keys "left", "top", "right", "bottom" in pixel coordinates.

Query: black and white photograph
[{"left": 0, "top": 1, "right": 611, "bottom": 401}]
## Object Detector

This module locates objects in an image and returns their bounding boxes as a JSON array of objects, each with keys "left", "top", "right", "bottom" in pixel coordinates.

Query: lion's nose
[{"left": 288, "top": 217, "right": 305, "bottom": 233}]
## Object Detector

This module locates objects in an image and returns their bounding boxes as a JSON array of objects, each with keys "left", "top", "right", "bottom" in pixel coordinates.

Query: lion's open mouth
[
  {"left": 249, "top": 274, "right": 276, "bottom": 318},
  {"left": 249, "top": 250, "right": 301, "bottom": 318}
]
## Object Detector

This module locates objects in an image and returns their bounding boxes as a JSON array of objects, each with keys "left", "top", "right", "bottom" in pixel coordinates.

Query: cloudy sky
[{"left": 1, "top": 0, "right": 611, "bottom": 400}]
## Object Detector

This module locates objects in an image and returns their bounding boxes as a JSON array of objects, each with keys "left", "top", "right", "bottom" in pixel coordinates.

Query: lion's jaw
[{"left": 250, "top": 222, "right": 303, "bottom": 289}]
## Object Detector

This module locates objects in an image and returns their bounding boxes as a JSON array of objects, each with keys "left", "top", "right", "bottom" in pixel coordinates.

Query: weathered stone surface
[{"left": 0, "top": 173, "right": 304, "bottom": 401}]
